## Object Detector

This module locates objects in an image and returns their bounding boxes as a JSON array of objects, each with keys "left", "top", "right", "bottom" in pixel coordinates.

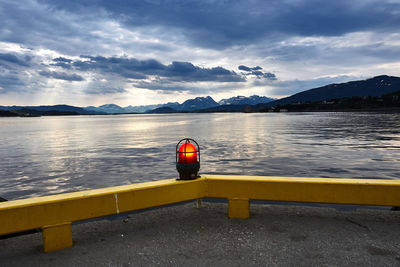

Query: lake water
[{"left": 1, "top": 112, "right": 399, "bottom": 200}]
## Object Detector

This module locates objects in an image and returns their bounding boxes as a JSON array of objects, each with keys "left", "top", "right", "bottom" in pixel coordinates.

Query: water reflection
[{"left": 0, "top": 112, "right": 399, "bottom": 200}]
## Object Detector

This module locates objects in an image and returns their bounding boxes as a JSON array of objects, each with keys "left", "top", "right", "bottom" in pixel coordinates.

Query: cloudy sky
[{"left": 1, "top": 0, "right": 400, "bottom": 106}]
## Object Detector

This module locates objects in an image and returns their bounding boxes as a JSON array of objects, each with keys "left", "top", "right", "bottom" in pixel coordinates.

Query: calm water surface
[{"left": 1, "top": 112, "right": 399, "bottom": 200}]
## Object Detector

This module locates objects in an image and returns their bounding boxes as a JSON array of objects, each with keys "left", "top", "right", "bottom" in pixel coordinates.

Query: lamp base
[{"left": 176, "top": 162, "right": 200, "bottom": 180}]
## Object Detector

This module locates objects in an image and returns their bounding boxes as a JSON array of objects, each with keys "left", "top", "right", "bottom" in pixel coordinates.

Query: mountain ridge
[
  {"left": 0, "top": 104, "right": 102, "bottom": 115},
  {"left": 218, "top": 95, "right": 275, "bottom": 105},
  {"left": 1, "top": 75, "right": 399, "bottom": 115},
  {"left": 260, "top": 75, "right": 400, "bottom": 108},
  {"left": 83, "top": 95, "right": 269, "bottom": 113}
]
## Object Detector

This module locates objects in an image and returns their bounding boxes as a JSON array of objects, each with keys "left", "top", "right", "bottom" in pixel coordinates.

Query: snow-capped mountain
[
  {"left": 85, "top": 103, "right": 179, "bottom": 113},
  {"left": 178, "top": 96, "right": 219, "bottom": 111},
  {"left": 85, "top": 95, "right": 273, "bottom": 113},
  {"left": 218, "top": 95, "right": 276, "bottom": 105}
]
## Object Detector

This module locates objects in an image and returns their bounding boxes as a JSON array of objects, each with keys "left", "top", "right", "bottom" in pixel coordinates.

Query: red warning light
[{"left": 178, "top": 142, "right": 198, "bottom": 164}]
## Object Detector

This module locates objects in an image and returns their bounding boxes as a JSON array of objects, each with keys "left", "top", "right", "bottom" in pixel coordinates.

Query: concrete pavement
[{"left": 1, "top": 202, "right": 400, "bottom": 266}]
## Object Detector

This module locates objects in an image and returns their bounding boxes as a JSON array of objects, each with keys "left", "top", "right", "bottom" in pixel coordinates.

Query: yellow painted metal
[
  {"left": 228, "top": 198, "right": 250, "bottom": 219},
  {"left": 0, "top": 178, "right": 205, "bottom": 236},
  {"left": 1, "top": 174, "right": 400, "bottom": 252},
  {"left": 203, "top": 175, "right": 400, "bottom": 206},
  {"left": 42, "top": 222, "right": 73, "bottom": 253}
]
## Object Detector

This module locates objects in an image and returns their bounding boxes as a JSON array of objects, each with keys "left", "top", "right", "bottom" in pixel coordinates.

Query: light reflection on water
[{"left": 0, "top": 112, "right": 399, "bottom": 200}]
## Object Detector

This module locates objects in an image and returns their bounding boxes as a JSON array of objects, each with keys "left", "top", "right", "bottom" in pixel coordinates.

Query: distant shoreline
[{"left": 2, "top": 107, "right": 400, "bottom": 117}]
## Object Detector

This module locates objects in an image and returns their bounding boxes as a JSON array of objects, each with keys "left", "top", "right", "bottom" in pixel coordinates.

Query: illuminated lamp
[{"left": 176, "top": 138, "right": 200, "bottom": 180}]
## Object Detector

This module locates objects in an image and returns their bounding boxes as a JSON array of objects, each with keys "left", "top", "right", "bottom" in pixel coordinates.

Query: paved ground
[{"left": 1, "top": 201, "right": 400, "bottom": 266}]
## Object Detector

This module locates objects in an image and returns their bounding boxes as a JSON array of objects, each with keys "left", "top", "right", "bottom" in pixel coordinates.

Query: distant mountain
[
  {"left": 146, "top": 102, "right": 180, "bottom": 112},
  {"left": 84, "top": 95, "right": 278, "bottom": 114},
  {"left": 178, "top": 96, "right": 219, "bottom": 111},
  {"left": 261, "top": 75, "right": 400, "bottom": 108},
  {"left": 147, "top": 106, "right": 178, "bottom": 113},
  {"left": 195, "top": 104, "right": 253, "bottom": 113},
  {"left": 146, "top": 96, "right": 219, "bottom": 113},
  {"left": 85, "top": 104, "right": 126, "bottom": 114},
  {"left": 19, "top": 109, "right": 80, "bottom": 116},
  {"left": 0, "top": 105, "right": 100, "bottom": 115},
  {"left": 124, "top": 104, "right": 162, "bottom": 113},
  {"left": 97, "top": 104, "right": 125, "bottom": 113},
  {"left": 0, "top": 108, "right": 82, "bottom": 117},
  {"left": 85, "top": 102, "right": 180, "bottom": 113},
  {"left": 86, "top": 96, "right": 219, "bottom": 113},
  {"left": 265, "top": 90, "right": 400, "bottom": 112},
  {"left": 218, "top": 95, "right": 276, "bottom": 105}
]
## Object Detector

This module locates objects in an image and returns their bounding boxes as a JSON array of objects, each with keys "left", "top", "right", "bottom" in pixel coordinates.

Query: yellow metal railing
[{"left": 1, "top": 175, "right": 400, "bottom": 252}]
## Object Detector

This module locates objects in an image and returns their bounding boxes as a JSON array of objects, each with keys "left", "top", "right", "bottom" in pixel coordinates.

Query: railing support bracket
[
  {"left": 42, "top": 222, "right": 72, "bottom": 253},
  {"left": 228, "top": 198, "right": 250, "bottom": 219}
]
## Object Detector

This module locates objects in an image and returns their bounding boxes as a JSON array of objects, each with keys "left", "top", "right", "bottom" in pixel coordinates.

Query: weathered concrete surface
[{"left": 1, "top": 202, "right": 400, "bottom": 266}]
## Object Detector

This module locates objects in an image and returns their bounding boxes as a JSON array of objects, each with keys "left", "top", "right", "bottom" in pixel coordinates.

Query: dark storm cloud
[
  {"left": 51, "top": 62, "right": 72, "bottom": 69},
  {"left": 238, "top": 65, "right": 262, "bottom": 72},
  {"left": 38, "top": 71, "right": 84, "bottom": 81},
  {"left": 252, "top": 71, "right": 264, "bottom": 76},
  {"left": 74, "top": 56, "right": 165, "bottom": 74},
  {"left": 71, "top": 56, "right": 244, "bottom": 82},
  {"left": 263, "top": 40, "right": 400, "bottom": 66},
  {"left": 1, "top": 0, "right": 399, "bottom": 101},
  {"left": 239, "top": 65, "right": 277, "bottom": 80},
  {"left": 262, "top": 72, "right": 277, "bottom": 80},
  {"left": 0, "top": 65, "right": 47, "bottom": 94},
  {"left": 0, "top": 73, "right": 26, "bottom": 93},
  {"left": 53, "top": 57, "right": 72, "bottom": 63},
  {"left": 0, "top": 50, "right": 245, "bottom": 96},
  {"left": 256, "top": 72, "right": 277, "bottom": 80},
  {"left": 0, "top": 52, "right": 40, "bottom": 94},
  {"left": 238, "top": 65, "right": 252, "bottom": 72},
  {"left": 38, "top": 0, "right": 400, "bottom": 49},
  {"left": 1, "top": 0, "right": 399, "bottom": 73},
  {"left": 0, "top": 53, "right": 31, "bottom": 67},
  {"left": 0, "top": 1, "right": 92, "bottom": 55}
]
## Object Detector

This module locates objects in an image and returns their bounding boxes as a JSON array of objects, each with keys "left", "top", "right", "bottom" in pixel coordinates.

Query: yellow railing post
[
  {"left": 228, "top": 198, "right": 250, "bottom": 219},
  {"left": 42, "top": 222, "right": 73, "bottom": 252}
]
